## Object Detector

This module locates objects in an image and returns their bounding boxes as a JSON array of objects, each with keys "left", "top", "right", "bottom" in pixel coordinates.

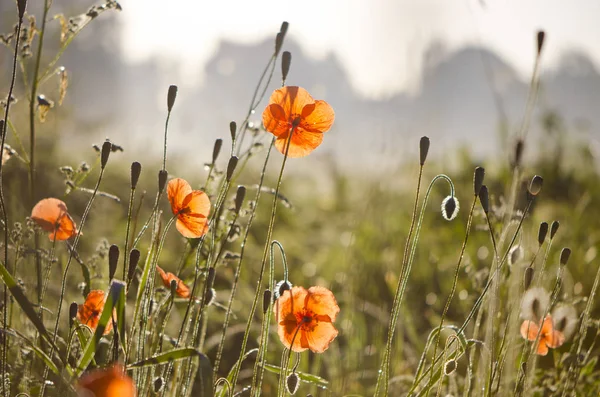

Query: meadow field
[{"left": 1, "top": 1, "right": 600, "bottom": 396}]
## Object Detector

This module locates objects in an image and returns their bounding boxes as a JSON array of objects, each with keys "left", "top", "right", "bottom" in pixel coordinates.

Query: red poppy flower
[
  {"left": 77, "top": 364, "right": 136, "bottom": 397},
  {"left": 520, "top": 315, "right": 565, "bottom": 356},
  {"left": 275, "top": 286, "right": 339, "bottom": 353},
  {"left": 31, "top": 198, "right": 77, "bottom": 241},
  {"left": 77, "top": 290, "right": 113, "bottom": 335},
  {"left": 156, "top": 265, "right": 190, "bottom": 298},
  {"left": 262, "top": 86, "right": 335, "bottom": 158},
  {"left": 167, "top": 178, "right": 211, "bottom": 238}
]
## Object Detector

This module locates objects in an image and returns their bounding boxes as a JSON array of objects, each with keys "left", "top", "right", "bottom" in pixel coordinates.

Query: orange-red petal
[
  {"left": 263, "top": 104, "right": 290, "bottom": 137},
  {"left": 156, "top": 266, "right": 190, "bottom": 298},
  {"left": 536, "top": 340, "right": 549, "bottom": 356},
  {"left": 176, "top": 214, "right": 209, "bottom": 239},
  {"left": 300, "top": 100, "right": 335, "bottom": 133},
  {"left": 305, "top": 321, "right": 338, "bottom": 353},
  {"left": 268, "top": 86, "right": 315, "bottom": 120},
  {"left": 77, "top": 364, "right": 136, "bottom": 397},
  {"left": 167, "top": 178, "right": 192, "bottom": 214},
  {"left": 520, "top": 320, "right": 539, "bottom": 341},
  {"left": 274, "top": 130, "right": 324, "bottom": 158},
  {"left": 276, "top": 287, "right": 309, "bottom": 352},
  {"left": 305, "top": 286, "right": 340, "bottom": 322},
  {"left": 77, "top": 290, "right": 113, "bottom": 335},
  {"left": 545, "top": 330, "right": 565, "bottom": 349},
  {"left": 31, "top": 198, "right": 77, "bottom": 241}
]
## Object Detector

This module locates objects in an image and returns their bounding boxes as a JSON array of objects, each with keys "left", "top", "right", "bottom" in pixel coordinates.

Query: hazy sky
[{"left": 120, "top": 0, "right": 600, "bottom": 98}]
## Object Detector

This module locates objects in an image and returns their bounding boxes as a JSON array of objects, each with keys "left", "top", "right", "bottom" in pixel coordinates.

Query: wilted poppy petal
[
  {"left": 156, "top": 266, "right": 190, "bottom": 298},
  {"left": 268, "top": 86, "right": 315, "bottom": 119},
  {"left": 275, "top": 130, "right": 324, "bottom": 158},
  {"left": 167, "top": 178, "right": 192, "bottom": 214},
  {"left": 546, "top": 330, "right": 565, "bottom": 349},
  {"left": 77, "top": 364, "right": 136, "bottom": 397},
  {"left": 300, "top": 100, "right": 335, "bottom": 133},
  {"left": 263, "top": 104, "right": 290, "bottom": 137},
  {"left": 520, "top": 320, "right": 539, "bottom": 341},
  {"left": 305, "top": 286, "right": 340, "bottom": 322},
  {"left": 305, "top": 321, "right": 338, "bottom": 353}
]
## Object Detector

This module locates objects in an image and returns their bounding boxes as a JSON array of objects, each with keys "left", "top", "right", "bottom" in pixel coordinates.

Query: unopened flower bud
[
  {"left": 282, "top": 51, "right": 292, "bottom": 82},
  {"left": 474, "top": 167, "right": 485, "bottom": 196},
  {"left": 167, "top": 85, "right": 178, "bottom": 112},
  {"left": 130, "top": 162, "right": 141, "bottom": 189},
  {"left": 263, "top": 289, "right": 272, "bottom": 314},
  {"left": 479, "top": 185, "right": 489, "bottom": 214},
  {"left": 101, "top": 141, "right": 112, "bottom": 169},
  {"left": 108, "top": 244, "right": 119, "bottom": 281},
  {"left": 229, "top": 121, "right": 236, "bottom": 141},
  {"left": 212, "top": 139, "right": 223, "bottom": 164},
  {"left": 69, "top": 302, "right": 78, "bottom": 328},
  {"left": 419, "top": 136, "right": 430, "bottom": 166},
  {"left": 226, "top": 156, "right": 238, "bottom": 182},
  {"left": 538, "top": 222, "right": 548, "bottom": 245},
  {"left": 158, "top": 170, "right": 168, "bottom": 193},
  {"left": 528, "top": 175, "right": 543, "bottom": 196},
  {"left": 234, "top": 185, "right": 246, "bottom": 214},
  {"left": 550, "top": 221, "right": 560, "bottom": 240},
  {"left": 444, "top": 359, "right": 457, "bottom": 375},
  {"left": 286, "top": 372, "right": 299, "bottom": 395},
  {"left": 441, "top": 196, "right": 459, "bottom": 221},
  {"left": 524, "top": 267, "right": 534, "bottom": 290},
  {"left": 537, "top": 31, "right": 545, "bottom": 55},
  {"left": 560, "top": 248, "right": 571, "bottom": 266}
]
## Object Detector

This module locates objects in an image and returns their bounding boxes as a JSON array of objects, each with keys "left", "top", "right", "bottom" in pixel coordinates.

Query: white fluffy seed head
[
  {"left": 521, "top": 287, "right": 550, "bottom": 321},
  {"left": 552, "top": 304, "right": 578, "bottom": 340}
]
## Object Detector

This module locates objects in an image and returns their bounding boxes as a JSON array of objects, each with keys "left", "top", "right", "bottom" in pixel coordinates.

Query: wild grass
[{"left": 1, "top": 1, "right": 600, "bottom": 396}]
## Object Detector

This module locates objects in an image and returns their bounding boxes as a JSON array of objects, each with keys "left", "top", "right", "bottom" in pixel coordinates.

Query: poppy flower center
[{"left": 294, "top": 308, "right": 317, "bottom": 332}]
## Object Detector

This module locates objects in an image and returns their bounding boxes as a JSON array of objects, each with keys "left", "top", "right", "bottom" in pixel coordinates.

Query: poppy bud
[
  {"left": 474, "top": 167, "right": 485, "bottom": 197},
  {"left": 286, "top": 372, "right": 299, "bottom": 395},
  {"left": 108, "top": 244, "right": 119, "bottom": 281},
  {"left": 170, "top": 279, "right": 177, "bottom": 297},
  {"left": 521, "top": 361, "right": 527, "bottom": 374},
  {"left": 419, "top": 136, "right": 430, "bottom": 166},
  {"left": 0, "top": 120, "right": 4, "bottom": 138},
  {"left": 441, "top": 196, "right": 459, "bottom": 221},
  {"left": 524, "top": 267, "right": 534, "bottom": 290},
  {"left": 101, "top": 141, "right": 112, "bottom": 169},
  {"left": 528, "top": 175, "right": 543, "bottom": 196},
  {"left": 17, "top": 0, "right": 27, "bottom": 20},
  {"left": 69, "top": 302, "right": 78, "bottom": 328},
  {"left": 560, "top": 248, "right": 571, "bottom": 266},
  {"left": 508, "top": 245, "right": 523, "bottom": 267},
  {"left": 537, "top": 222, "right": 548, "bottom": 245},
  {"left": 127, "top": 249, "right": 141, "bottom": 284},
  {"left": 158, "top": 170, "right": 168, "bottom": 194},
  {"left": 550, "top": 221, "right": 560, "bottom": 240},
  {"left": 206, "top": 266, "right": 216, "bottom": 287},
  {"left": 263, "top": 289, "right": 272, "bottom": 314},
  {"left": 514, "top": 139, "right": 524, "bottom": 168},
  {"left": 226, "top": 156, "right": 238, "bottom": 182},
  {"left": 479, "top": 185, "right": 489, "bottom": 214},
  {"left": 130, "top": 161, "right": 141, "bottom": 189},
  {"left": 282, "top": 51, "right": 292, "bottom": 82},
  {"left": 275, "top": 21, "right": 289, "bottom": 55},
  {"left": 167, "top": 85, "right": 178, "bottom": 112},
  {"left": 212, "top": 139, "right": 223, "bottom": 164},
  {"left": 153, "top": 377, "right": 164, "bottom": 393},
  {"left": 444, "top": 359, "right": 457, "bottom": 375},
  {"left": 234, "top": 185, "right": 246, "bottom": 214},
  {"left": 274, "top": 280, "right": 292, "bottom": 300},
  {"left": 204, "top": 288, "right": 216, "bottom": 306},
  {"left": 537, "top": 31, "right": 545, "bottom": 55},
  {"left": 229, "top": 121, "right": 236, "bottom": 141}
]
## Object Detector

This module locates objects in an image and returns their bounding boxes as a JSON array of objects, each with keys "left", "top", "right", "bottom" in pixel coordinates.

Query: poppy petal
[
  {"left": 536, "top": 341, "right": 549, "bottom": 356},
  {"left": 78, "top": 364, "right": 136, "bottom": 397},
  {"left": 176, "top": 215, "right": 208, "bottom": 239},
  {"left": 276, "top": 287, "right": 308, "bottom": 324},
  {"left": 305, "top": 321, "right": 339, "bottom": 353},
  {"left": 300, "top": 100, "right": 335, "bottom": 133},
  {"left": 306, "top": 286, "right": 340, "bottom": 322},
  {"left": 262, "top": 104, "right": 290, "bottom": 137},
  {"left": 182, "top": 191, "right": 211, "bottom": 219},
  {"left": 546, "top": 330, "right": 565, "bottom": 349},
  {"left": 49, "top": 212, "right": 77, "bottom": 241},
  {"left": 31, "top": 198, "right": 77, "bottom": 241},
  {"left": 168, "top": 178, "right": 192, "bottom": 214},
  {"left": 540, "top": 315, "right": 555, "bottom": 335},
  {"left": 268, "top": 86, "right": 315, "bottom": 119},
  {"left": 520, "top": 320, "right": 539, "bottom": 341},
  {"left": 274, "top": 129, "right": 324, "bottom": 158},
  {"left": 77, "top": 290, "right": 113, "bottom": 335}
]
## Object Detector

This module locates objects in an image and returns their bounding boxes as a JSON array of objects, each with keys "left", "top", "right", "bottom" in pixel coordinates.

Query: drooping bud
[
  {"left": 108, "top": 244, "right": 119, "bottom": 281},
  {"left": 130, "top": 161, "right": 142, "bottom": 189},
  {"left": 550, "top": 221, "right": 560, "bottom": 240},
  {"left": 528, "top": 175, "right": 543, "bottom": 196},
  {"left": 101, "top": 140, "right": 112, "bottom": 169},
  {"left": 524, "top": 267, "right": 534, "bottom": 290},
  {"left": 212, "top": 139, "right": 223, "bottom": 164},
  {"left": 419, "top": 136, "right": 430, "bottom": 166},
  {"left": 69, "top": 302, "right": 78, "bottom": 328},
  {"left": 158, "top": 170, "right": 168, "bottom": 194},
  {"left": 479, "top": 185, "right": 489, "bottom": 214},
  {"left": 234, "top": 185, "right": 246, "bottom": 214},
  {"left": 537, "top": 222, "right": 548, "bottom": 245},
  {"left": 226, "top": 156, "right": 238, "bottom": 182},
  {"left": 167, "top": 85, "right": 178, "bottom": 112},
  {"left": 229, "top": 121, "right": 236, "bottom": 141},
  {"left": 282, "top": 51, "right": 292, "bottom": 82},
  {"left": 204, "top": 288, "right": 216, "bottom": 306},
  {"left": 170, "top": 279, "right": 177, "bottom": 297},
  {"left": 285, "top": 372, "right": 299, "bottom": 395},
  {"left": 444, "top": 359, "right": 457, "bottom": 375},
  {"left": 206, "top": 267, "right": 216, "bottom": 287},
  {"left": 274, "top": 280, "right": 292, "bottom": 300},
  {"left": 474, "top": 167, "right": 485, "bottom": 196},
  {"left": 275, "top": 21, "right": 289, "bottom": 55},
  {"left": 560, "top": 248, "right": 571, "bottom": 267},
  {"left": 263, "top": 289, "right": 272, "bottom": 314},
  {"left": 508, "top": 245, "right": 524, "bottom": 267},
  {"left": 537, "top": 31, "right": 545, "bottom": 55},
  {"left": 441, "top": 196, "right": 459, "bottom": 221},
  {"left": 153, "top": 376, "right": 164, "bottom": 393},
  {"left": 127, "top": 249, "right": 141, "bottom": 284},
  {"left": 514, "top": 139, "right": 524, "bottom": 168}
]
